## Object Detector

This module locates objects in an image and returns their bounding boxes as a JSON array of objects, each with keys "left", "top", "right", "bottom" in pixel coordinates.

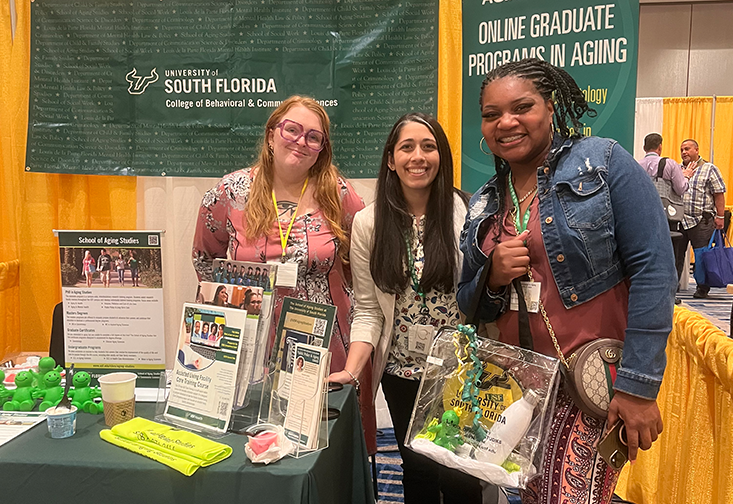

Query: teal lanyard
[
  {"left": 404, "top": 234, "right": 427, "bottom": 310},
  {"left": 508, "top": 176, "right": 532, "bottom": 234}
]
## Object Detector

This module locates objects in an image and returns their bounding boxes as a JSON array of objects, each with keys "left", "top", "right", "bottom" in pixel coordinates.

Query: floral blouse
[
  {"left": 386, "top": 215, "right": 461, "bottom": 380},
  {"left": 191, "top": 167, "right": 365, "bottom": 373}
]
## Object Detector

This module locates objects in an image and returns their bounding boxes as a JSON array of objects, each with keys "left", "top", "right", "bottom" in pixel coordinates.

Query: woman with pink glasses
[{"left": 192, "top": 96, "right": 376, "bottom": 454}]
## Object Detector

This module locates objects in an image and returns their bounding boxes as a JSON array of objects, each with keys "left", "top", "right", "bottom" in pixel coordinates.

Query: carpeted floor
[{"left": 372, "top": 281, "right": 732, "bottom": 504}]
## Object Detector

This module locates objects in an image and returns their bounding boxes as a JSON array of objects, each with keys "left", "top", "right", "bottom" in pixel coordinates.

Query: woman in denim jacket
[{"left": 458, "top": 59, "right": 676, "bottom": 504}]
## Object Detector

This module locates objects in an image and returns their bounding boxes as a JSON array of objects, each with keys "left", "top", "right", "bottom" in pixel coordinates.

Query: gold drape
[
  {"left": 662, "top": 97, "right": 713, "bottom": 161},
  {"left": 616, "top": 306, "right": 733, "bottom": 504},
  {"left": 438, "top": 0, "right": 462, "bottom": 187},
  {"left": 713, "top": 97, "right": 733, "bottom": 206},
  {"left": 0, "top": 0, "right": 137, "bottom": 361}
]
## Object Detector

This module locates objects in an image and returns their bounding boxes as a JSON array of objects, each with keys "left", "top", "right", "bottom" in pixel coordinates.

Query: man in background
[
  {"left": 638, "top": 133, "right": 688, "bottom": 303},
  {"left": 676, "top": 139, "right": 726, "bottom": 298},
  {"left": 97, "top": 248, "right": 112, "bottom": 287}
]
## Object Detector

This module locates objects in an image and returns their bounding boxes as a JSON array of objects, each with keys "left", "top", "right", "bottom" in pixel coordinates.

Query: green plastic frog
[
  {"left": 30, "top": 357, "right": 63, "bottom": 389},
  {"left": 68, "top": 371, "right": 103, "bottom": 414},
  {"left": 428, "top": 409, "right": 464, "bottom": 452},
  {"left": 3, "top": 371, "right": 38, "bottom": 411},
  {"left": 0, "top": 370, "right": 11, "bottom": 405},
  {"left": 32, "top": 370, "right": 65, "bottom": 411}
]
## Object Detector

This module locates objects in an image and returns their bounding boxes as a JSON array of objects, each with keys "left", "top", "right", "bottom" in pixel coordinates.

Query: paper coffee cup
[
  {"left": 98, "top": 372, "right": 137, "bottom": 402},
  {"left": 46, "top": 405, "right": 77, "bottom": 439},
  {"left": 102, "top": 398, "right": 136, "bottom": 427}
]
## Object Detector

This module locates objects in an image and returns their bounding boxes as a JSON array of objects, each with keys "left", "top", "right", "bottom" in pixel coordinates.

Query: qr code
[
  {"left": 148, "top": 234, "right": 159, "bottom": 246},
  {"left": 217, "top": 400, "right": 229, "bottom": 416},
  {"left": 312, "top": 318, "right": 327, "bottom": 337},
  {"left": 415, "top": 341, "right": 426, "bottom": 352}
]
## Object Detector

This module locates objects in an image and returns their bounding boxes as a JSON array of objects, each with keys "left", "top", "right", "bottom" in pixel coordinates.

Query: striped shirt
[{"left": 682, "top": 157, "right": 726, "bottom": 230}]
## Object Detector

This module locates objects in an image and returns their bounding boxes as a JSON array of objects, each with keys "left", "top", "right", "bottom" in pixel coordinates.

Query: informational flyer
[
  {"left": 165, "top": 304, "right": 246, "bottom": 434},
  {"left": 283, "top": 344, "right": 329, "bottom": 449},
  {"left": 204, "top": 258, "right": 278, "bottom": 406},
  {"left": 270, "top": 297, "right": 335, "bottom": 406},
  {"left": 0, "top": 412, "right": 48, "bottom": 447},
  {"left": 56, "top": 230, "right": 166, "bottom": 387}
]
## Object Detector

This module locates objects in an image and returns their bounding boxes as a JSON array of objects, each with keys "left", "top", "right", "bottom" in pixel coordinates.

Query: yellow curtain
[
  {"left": 713, "top": 97, "right": 733, "bottom": 206},
  {"left": 616, "top": 306, "right": 733, "bottom": 504},
  {"left": 438, "top": 0, "right": 462, "bottom": 188},
  {"left": 662, "top": 97, "right": 713, "bottom": 161},
  {"left": 0, "top": 0, "right": 137, "bottom": 362}
]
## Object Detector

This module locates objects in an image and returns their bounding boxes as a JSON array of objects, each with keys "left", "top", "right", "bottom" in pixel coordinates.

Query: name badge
[
  {"left": 408, "top": 324, "right": 434, "bottom": 355},
  {"left": 509, "top": 281, "right": 541, "bottom": 313},
  {"left": 269, "top": 261, "right": 298, "bottom": 288}
]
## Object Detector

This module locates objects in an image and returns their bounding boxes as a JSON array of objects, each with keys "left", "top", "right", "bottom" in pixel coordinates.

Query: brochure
[
  {"left": 283, "top": 344, "right": 329, "bottom": 449},
  {"left": 165, "top": 303, "right": 246, "bottom": 434},
  {"left": 270, "top": 297, "right": 336, "bottom": 403},
  {"left": 0, "top": 412, "right": 48, "bottom": 447}
]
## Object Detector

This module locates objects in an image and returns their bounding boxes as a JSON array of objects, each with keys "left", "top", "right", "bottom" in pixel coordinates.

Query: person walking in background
[
  {"left": 97, "top": 248, "right": 112, "bottom": 287},
  {"left": 116, "top": 254, "right": 126, "bottom": 286},
  {"left": 128, "top": 251, "right": 140, "bottom": 287},
  {"left": 638, "top": 133, "right": 687, "bottom": 197},
  {"left": 677, "top": 139, "right": 727, "bottom": 298},
  {"left": 638, "top": 133, "right": 688, "bottom": 303},
  {"left": 82, "top": 250, "right": 95, "bottom": 287}
]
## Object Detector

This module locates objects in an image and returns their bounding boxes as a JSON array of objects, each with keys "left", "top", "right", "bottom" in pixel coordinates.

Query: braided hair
[{"left": 478, "top": 58, "right": 596, "bottom": 223}]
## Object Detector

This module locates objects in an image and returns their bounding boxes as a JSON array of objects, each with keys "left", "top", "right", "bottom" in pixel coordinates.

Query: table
[{"left": 0, "top": 386, "right": 373, "bottom": 504}]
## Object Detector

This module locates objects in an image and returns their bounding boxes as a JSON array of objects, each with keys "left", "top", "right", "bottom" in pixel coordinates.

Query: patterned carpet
[{"left": 372, "top": 282, "right": 732, "bottom": 504}]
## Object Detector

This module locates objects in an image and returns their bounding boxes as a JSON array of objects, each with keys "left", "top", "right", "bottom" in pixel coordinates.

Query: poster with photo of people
[
  {"left": 197, "top": 259, "right": 278, "bottom": 407},
  {"left": 55, "top": 230, "right": 166, "bottom": 387}
]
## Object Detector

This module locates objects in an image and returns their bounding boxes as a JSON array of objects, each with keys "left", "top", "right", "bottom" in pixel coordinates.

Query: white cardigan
[{"left": 349, "top": 193, "right": 467, "bottom": 395}]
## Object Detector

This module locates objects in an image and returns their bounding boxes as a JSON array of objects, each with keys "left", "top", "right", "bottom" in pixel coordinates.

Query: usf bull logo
[
  {"left": 125, "top": 68, "right": 159, "bottom": 95},
  {"left": 477, "top": 368, "right": 511, "bottom": 390}
]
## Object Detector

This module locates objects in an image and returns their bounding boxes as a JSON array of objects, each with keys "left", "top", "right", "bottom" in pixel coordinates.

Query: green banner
[
  {"left": 27, "top": 0, "right": 438, "bottom": 178},
  {"left": 461, "top": 0, "right": 639, "bottom": 192}
]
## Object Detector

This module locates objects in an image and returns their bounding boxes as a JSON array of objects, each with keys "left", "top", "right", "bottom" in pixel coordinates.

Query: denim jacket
[{"left": 458, "top": 136, "right": 677, "bottom": 400}]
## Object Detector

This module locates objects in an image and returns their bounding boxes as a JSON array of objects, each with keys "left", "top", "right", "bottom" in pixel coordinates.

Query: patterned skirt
[{"left": 519, "top": 388, "right": 620, "bottom": 504}]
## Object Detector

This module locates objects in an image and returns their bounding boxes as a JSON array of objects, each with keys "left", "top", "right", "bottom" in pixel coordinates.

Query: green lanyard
[
  {"left": 404, "top": 234, "right": 427, "bottom": 310},
  {"left": 508, "top": 177, "right": 531, "bottom": 234}
]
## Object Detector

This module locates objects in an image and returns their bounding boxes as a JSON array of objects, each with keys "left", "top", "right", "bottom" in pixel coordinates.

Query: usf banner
[
  {"left": 461, "top": 0, "right": 639, "bottom": 192},
  {"left": 27, "top": 0, "right": 438, "bottom": 178}
]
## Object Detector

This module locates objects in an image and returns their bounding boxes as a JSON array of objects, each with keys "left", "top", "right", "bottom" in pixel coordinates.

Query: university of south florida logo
[{"left": 126, "top": 68, "right": 159, "bottom": 95}]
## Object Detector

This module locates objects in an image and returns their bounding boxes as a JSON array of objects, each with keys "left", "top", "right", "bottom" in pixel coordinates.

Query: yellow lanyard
[{"left": 271, "top": 179, "right": 308, "bottom": 261}]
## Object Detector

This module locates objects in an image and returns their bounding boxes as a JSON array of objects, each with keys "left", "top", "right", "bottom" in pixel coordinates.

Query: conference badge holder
[{"left": 405, "top": 325, "right": 560, "bottom": 489}]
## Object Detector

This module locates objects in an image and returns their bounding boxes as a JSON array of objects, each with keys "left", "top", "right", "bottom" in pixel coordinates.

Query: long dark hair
[
  {"left": 478, "top": 58, "right": 596, "bottom": 220},
  {"left": 370, "top": 113, "right": 467, "bottom": 295}
]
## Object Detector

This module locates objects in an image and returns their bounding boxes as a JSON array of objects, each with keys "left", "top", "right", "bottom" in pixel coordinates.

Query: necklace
[{"left": 517, "top": 184, "right": 538, "bottom": 203}]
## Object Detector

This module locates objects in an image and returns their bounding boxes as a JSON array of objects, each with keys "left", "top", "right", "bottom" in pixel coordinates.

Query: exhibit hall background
[{"left": 1, "top": 0, "right": 732, "bottom": 363}]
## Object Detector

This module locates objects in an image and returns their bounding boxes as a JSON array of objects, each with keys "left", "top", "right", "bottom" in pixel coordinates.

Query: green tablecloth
[{"left": 0, "top": 386, "right": 373, "bottom": 504}]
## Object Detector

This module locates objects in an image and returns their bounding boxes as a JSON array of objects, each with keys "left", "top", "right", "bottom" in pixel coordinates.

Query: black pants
[
  {"left": 381, "top": 373, "right": 485, "bottom": 504},
  {"left": 673, "top": 215, "right": 715, "bottom": 294}
]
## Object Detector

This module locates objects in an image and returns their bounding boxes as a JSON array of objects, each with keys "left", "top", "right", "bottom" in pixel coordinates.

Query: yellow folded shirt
[{"left": 99, "top": 417, "right": 232, "bottom": 476}]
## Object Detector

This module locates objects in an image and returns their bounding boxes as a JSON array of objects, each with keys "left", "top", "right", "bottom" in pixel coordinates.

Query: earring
[{"left": 479, "top": 137, "right": 491, "bottom": 155}]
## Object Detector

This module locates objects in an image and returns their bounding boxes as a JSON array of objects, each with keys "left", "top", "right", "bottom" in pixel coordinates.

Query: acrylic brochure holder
[{"left": 257, "top": 350, "right": 331, "bottom": 458}]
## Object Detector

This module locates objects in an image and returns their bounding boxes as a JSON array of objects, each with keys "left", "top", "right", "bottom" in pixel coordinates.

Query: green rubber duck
[
  {"left": 32, "top": 370, "right": 65, "bottom": 411},
  {"left": 30, "top": 357, "right": 63, "bottom": 389},
  {"left": 428, "top": 409, "right": 464, "bottom": 452},
  {"left": 3, "top": 371, "right": 38, "bottom": 411},
  {"left": 68, "top": 371, "right": 103, "bottom": 414}
]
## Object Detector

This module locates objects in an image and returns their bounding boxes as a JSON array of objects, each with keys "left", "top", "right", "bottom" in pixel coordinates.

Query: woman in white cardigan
[{"left": 329, "top": 113, "right": 480, "bottom": 504}]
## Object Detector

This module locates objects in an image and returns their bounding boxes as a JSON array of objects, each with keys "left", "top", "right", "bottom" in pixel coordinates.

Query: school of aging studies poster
[
  {"left": 461, "top": 0, "right": 639, "bottom": 192},
  {"left": 57, "top": 231, "right": 166, "bottom": 386}
]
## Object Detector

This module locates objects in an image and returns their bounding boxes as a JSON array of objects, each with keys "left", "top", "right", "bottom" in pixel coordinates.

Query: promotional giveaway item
[
  {"left": 165, "top": 304, "right": 246, "bottom": 435},
  {"left": 406, "top": 325, "right": 560, "bottom": 488},
  {"left": 243, "top": 423, "right": 295, "bottom": 464},
  {"left": 99, "top": 417, "right": 233, "bottom": 476},
  {"left": 98, "top": 372, "right": 137, "bottom": 426}
]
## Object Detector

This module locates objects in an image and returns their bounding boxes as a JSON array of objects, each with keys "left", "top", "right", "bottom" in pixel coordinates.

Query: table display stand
[{"left": 255, "top": 354, "right": 330, "bottom": 458}]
